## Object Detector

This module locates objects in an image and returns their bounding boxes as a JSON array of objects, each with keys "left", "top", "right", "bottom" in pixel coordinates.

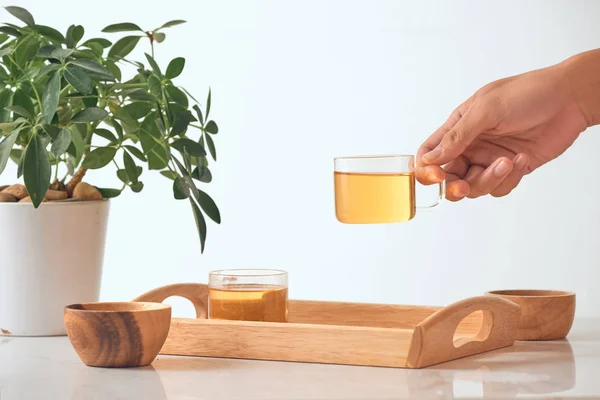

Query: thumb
[{"left": 421, "top": 108, "right": 489, "bottom": 166}]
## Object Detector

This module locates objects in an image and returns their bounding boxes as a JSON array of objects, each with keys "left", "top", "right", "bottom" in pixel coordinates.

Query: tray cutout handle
[
  {"left": 453, "top": 309, "right": 493, "bottom": 347},
  {"left": 133, "top": 283, "right": 209, "bottom": 319},
  {"left": 407, "top": 296, "right": 520, "bottom": 368}
]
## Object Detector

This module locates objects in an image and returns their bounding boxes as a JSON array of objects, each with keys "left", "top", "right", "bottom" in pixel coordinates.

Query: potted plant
[{"left": 0, "top": 6, "right": 221, "bottom": 336}]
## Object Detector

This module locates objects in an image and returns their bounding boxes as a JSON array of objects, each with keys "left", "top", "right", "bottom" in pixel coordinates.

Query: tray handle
[
  {"left": 406, "top": 295, "right": 520, "bottom": 368},
  {"left": 133, "top": 283, "right": 209, "bottom": 319}
]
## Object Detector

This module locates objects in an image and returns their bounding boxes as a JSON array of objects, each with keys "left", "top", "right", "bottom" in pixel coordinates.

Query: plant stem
[
  {"left": 190, "top": 124, "right": 203, "bottom": 130},
  {"left": 54, "top": 161, "right": 59, "bottom": 181}
]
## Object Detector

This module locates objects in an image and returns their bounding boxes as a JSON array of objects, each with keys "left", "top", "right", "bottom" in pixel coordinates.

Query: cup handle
[
  {"left": 411, "top": 154, "right": 446, "bottom": 210},
  {"left": 417, "top": 179, "right": 446, "bottom": 210}
]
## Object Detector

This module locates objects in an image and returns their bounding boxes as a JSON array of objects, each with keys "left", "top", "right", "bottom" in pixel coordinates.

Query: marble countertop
[{"left": 0, "top": 318, "right": 598, "bottom": 400}]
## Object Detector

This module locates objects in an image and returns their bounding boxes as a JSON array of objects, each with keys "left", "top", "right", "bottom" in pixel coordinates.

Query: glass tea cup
[
  {"left": 208, "top": 269, "right": 288, "bottom": 322},
  {"left": 333, "top": 154, "right": 445, "bottom": 224}
]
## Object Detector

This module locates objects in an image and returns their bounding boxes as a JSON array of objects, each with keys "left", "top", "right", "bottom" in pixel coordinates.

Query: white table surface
[{"left": 0, "top": 318, "right": 598, "bottom": 400}]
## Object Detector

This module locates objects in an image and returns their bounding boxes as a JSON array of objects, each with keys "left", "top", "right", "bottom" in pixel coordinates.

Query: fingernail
[
  {"left": 514, "top": 154, "right": 527, "bottom": 170},
  {"left": 493, "top": 160, "right": 512, "bottom": 177},
  {"left": 423, "top": 147, "right": 442, "bottom": 162}
]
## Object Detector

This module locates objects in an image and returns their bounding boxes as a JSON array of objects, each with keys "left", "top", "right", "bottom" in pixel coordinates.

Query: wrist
[{"left": 560, "top": 49, "right": 600, "bottom": 127}]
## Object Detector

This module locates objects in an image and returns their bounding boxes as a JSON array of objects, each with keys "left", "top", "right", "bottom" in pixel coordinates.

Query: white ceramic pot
[{"left": 0, "top": 199, "right": 110, "bottom": 336}]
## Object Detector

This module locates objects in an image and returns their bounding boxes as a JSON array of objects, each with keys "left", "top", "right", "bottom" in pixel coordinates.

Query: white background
[{"left": 4, "top": 0, "right": 600, "bottom": 317}]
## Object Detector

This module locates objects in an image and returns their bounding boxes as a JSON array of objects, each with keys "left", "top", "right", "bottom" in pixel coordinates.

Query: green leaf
[
  {"left": 189, "top": 198, "right": 207, "bottom": 253},
  {"left": 23, "top": 133, "right": 51, "bottom": 208},
  {"left": 165, "top": 57, "right": 185, "bottom": 79},
  {"left": 147, "top": 75, "right": 161, "bottom": 97},
  {"left": 64, "top": 66, "right": 93, "bottom": 94},
  {"left": 37, "top": 63, "right": 60, "bottom": 78},
  {"left": 50, "top": 127, "right": 71, "bottom": 157},
  {"left": 128, "top": 89, "right": 153, "bottom": 101},
  {"left": 0, "top": 119, "right": 24, "bottom": 134},
  {"left": 16, "top": 146, "right": 24, "bottom": 177},
  {"left": 192, "top": 165, "right": 212, "bottom": 183},
  {"left": 160, "top": 170, "right": 178, "bottom": 180},
  {"left": 0, "top": 129, "right": 19, "bottom": 174},
  {"left": 138, "top": 113, "right": 168, "bottom": 170},
  {"left": 71, "top": 49, "right": 96, "bottom": 60},
  {"left": 14, "top": 35, "right": 40, "bottom": 65},
  {"left": 205, "top": 120, "right": 218, "bottom": 134},
  {"left": 102, "top": 23, "right": 143, "bottom": 33},
  {"left": 84, "top": 42, "right": 103, "bottom": 57},
  {"left": 5, "top": 6, "right": 35, "bottom": 28},
  {"left": 108, "top": 36, "right": 141, "bottom": 60},
  {"left": 194, "top": 188, "right": 221, "bottom": 224},
  {"left": 171, "top": 111, "right": 193, "bottom": 136},
  {"left": 144, "top": 53, "right": 162, "bottom": 77},
  {"left": 12, "top": 89, "right": 34, "bottom": 118},
  {"left": 66, "top": 24, "right": 84, "bottom": 48},
  {"left": 173, "top": 176, "right": 189, "bottom": 199},
  {"left": 166, "top": 85, "right": 188, "bottom": 108},
  {"left": 0, "top": 26, "right": 20, "bottom": 37},
  {"left": 123, "top": 149, "right": 138, "bottom": 184},
  {"left": 71, "top": 107, "right": 108, "bottom": 122},
  {"left": 206, "top": 88, "right": 211, "bottom": 118},
  {"left": 9, "top": 147, "right": 21, "bottom": 164},
  {"left": 82, "top": 38, "right": 112, "bottom": 48},
  {"left": 124, "top": 145, "right": 146, "bottom": 162},
  {"left": 0, "top": 89, "right": 14, "bottom": 123},
  {"left": 105, "top": 59, "right": 121, "bottom": 81},
  {"left": 205, "top": 133, "right": 216, "bottom": 161},
  {"left": 94, "top": 128, "right": 117, "bottom": 143},
  {"left": 192, "top": 104, "right": 204, "bottom": 125},
  {"left": 160, "top": 20, "right": 186, "bottom": 29},
  {"left": 82, "top": 146, "right": 116, "bottom": 169},
  {"left": 83, "top": 87, "right": 98, "bottom": 108},
  {"left": 66, "top": 124, "right": 84, "bottom": 164},
  {"left": 110, "top": 104, "right": 136, "bottom": 127},
  {"left": 122, "top": 102, "right": 153, "bottom": 120},
  {"left": 155, "top": 118, "right": 166, "bottom": 134},
  {"left": 41, "top": 71, "right": 60, "bottom": 124},
  {"left": 130, "top": 181, "right": 144, "bottom": 192},
  {"left": 42, "top": 124, "right": 60, "bottom": 140},
  {"left": 36, "top": 25, "right": 65, "bottom": 44},
  {"left": 154, "top": 32, "right": 165, "bottom": 43},
  {"left": 96, "top": 187, "right": 121, "bottom": 198},
  {"left": 5, "top": 105, "right": 32, "bottom": 119},
  {"left": 69, "top": 59, "right": 115, "bottom": 81},
  {"left": 117, "top": 168, "right": 128, "bottom": 183},
  {"left": 111, "top": 118, "right": 123, "bottom": 139},
  {"left": 171, "top": 138, "right": 206, "bottom": 157},
  {"left": 0, "top": 34, "right": 8, "bottom": 44},
  {"left": 51, "top": 48, "right": 73, "bottom": 61}
]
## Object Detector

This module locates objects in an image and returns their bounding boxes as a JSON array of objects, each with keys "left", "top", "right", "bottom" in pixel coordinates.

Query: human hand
[{"left": 416, "top": 60, "right": 590, "bottom": 201}]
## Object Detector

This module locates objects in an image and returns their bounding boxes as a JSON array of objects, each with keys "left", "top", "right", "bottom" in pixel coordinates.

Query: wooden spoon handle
[
  {"left": 406, "top": 295, "right": 520, "bottom": 368},
  {"left": 133, "top": 283, "right": 209, "bottom": 319}
]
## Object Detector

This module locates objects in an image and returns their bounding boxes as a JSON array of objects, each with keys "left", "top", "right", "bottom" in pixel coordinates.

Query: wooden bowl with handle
[
  {"left": 64, "top": 302, "right": 171, "bottom": 367},
  {"left": 485, "top": 290, "right": 575, "bottom": 341}
]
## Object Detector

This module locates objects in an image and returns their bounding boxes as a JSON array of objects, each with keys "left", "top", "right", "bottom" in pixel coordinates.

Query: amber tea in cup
[
  {"left": 208, "top": 269, "right": 288, "bottom": 322},
  {"left": 334, "top": 155, "right": 445, "bottom": 223}
]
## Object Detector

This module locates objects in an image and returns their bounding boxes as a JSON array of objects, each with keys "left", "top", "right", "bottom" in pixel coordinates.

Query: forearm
[{"left": 560, "top": 48, "right": 600, "bottom": 127}]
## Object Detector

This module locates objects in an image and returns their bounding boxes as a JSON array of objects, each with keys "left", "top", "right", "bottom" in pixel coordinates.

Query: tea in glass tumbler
[{"left": 208, "top": 269, "right": 288, "bottom": 322}]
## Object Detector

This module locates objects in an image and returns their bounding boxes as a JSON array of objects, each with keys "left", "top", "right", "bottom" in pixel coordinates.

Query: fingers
[
  {"left": 415, "top": 106, "right": 465, "bottom": 185},
  {"left": 446, "top": 179, "right": 470, "bottom": 202},
  {"left": 490, "top": 153, "right": 529, "bottom": 197},
  {"left": 464, "top": 157, "right": 514, "bottom": 198},
  {"left": 421, "top": 97, "right": 499, "bottom": 167}
]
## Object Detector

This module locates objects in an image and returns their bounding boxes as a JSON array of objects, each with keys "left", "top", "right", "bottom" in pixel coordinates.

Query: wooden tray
[{"left": 134, "top": 283, "right": 520, "bottom": 368}]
